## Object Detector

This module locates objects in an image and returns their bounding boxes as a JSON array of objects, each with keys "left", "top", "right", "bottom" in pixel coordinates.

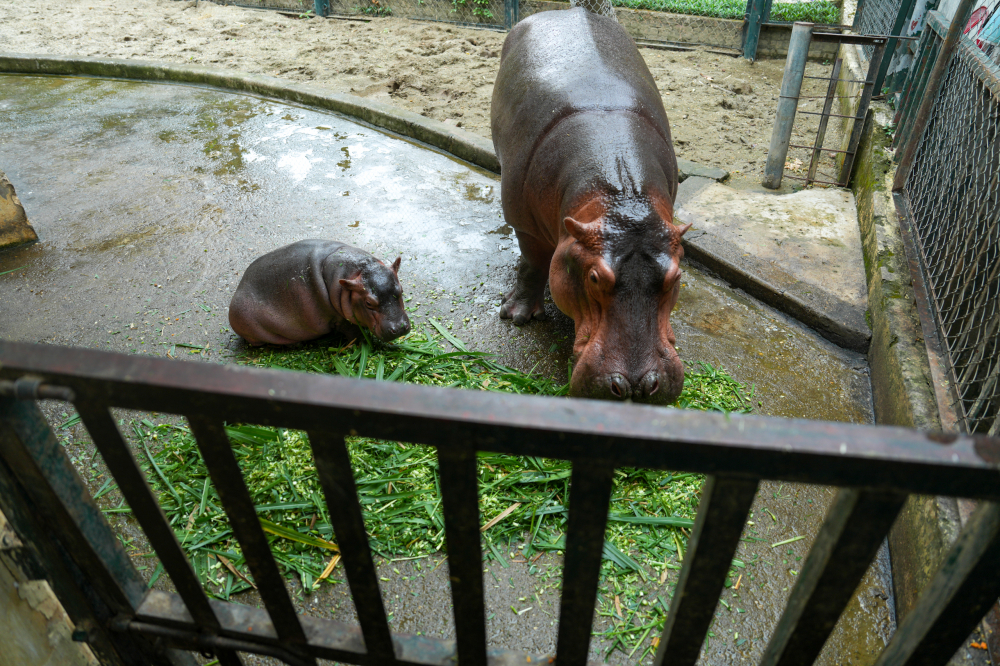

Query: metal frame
[{"left": 2, "top": 340, "right": 1000, "bottom": 666}]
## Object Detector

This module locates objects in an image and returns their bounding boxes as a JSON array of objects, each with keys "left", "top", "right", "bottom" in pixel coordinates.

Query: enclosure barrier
[
  {"left": 891, "top": 8, "right": 1000, "bottom": 438},
  {"left": 2, "top": 341, "right": 1000, "bottom": 665}
]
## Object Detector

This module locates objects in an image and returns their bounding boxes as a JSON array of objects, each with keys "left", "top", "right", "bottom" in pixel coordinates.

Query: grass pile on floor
[
  {"left": 612, "top": 0, "right": 840, "bottom": 24},
  {"left": 125, "top": 322, "right": 753, "bottom": 653}
]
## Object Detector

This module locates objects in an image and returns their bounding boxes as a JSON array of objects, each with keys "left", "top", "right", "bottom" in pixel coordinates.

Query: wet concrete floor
[{"left": 1, "top": 74, "right": 885, "bottom": 664}]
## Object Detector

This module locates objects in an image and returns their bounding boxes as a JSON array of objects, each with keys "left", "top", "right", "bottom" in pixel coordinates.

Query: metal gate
[{"left": 2, "top": 339, "right": 1000, "bottom": 665}]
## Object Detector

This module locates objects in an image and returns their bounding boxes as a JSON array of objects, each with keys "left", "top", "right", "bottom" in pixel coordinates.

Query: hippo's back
[{"left": 491, "top": 9, "right": 670, "bottom": 179}]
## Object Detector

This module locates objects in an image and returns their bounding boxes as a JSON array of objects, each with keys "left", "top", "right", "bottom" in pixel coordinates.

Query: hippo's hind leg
[{"left": 500, "top": 232, "right": 553, "bottom": 325}]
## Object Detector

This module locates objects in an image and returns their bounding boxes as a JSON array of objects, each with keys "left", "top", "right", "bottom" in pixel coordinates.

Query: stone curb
[
  {"left": 0, "top": 52, "right": 729, "bottom": 185},
  {"left": 676, "top": 176, "right": 871, "bottom": 354},
  {"left": 0, "top": 53, "right": 502, "bottom": 173}
]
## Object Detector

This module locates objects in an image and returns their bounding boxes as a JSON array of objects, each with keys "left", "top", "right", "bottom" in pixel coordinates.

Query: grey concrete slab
[
  {"left": 0, "top": 74, "right": 886, "bottom": 665},
  {"left": 676, "top": 176, "right": 871, "bottom": 353}
]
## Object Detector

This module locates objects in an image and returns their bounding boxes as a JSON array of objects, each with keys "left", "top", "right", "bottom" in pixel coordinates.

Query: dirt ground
[{"left": 2, "top": 0, "right": 845, "bottom": 181}]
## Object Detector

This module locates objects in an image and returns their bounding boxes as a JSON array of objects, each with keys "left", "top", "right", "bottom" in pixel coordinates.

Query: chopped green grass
[
  {"left": 611, "top": 0, "right": 840, "bottom": 24},
  {"left": 131, "top": 323, "right": 755, "bottom": 641}
]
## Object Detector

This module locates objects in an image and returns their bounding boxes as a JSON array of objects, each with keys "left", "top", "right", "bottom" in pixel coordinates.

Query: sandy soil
[{"left": 2, "top": 0, "right": 846, "bottom": 180}]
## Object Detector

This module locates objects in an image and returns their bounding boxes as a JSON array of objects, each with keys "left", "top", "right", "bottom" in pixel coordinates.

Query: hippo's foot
[{"left": 500, "top": 288, "right": 547, "bottom": 325}]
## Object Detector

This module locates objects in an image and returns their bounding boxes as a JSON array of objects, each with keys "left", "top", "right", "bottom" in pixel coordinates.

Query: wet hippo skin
[
  {"left": 491, "top": 8, "right": 691, "bottom": 404},
  {"left": 229, "top": 239, "right": 411, "bottom": 346}
]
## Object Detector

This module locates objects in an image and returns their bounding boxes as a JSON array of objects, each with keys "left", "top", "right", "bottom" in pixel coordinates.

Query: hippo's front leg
[{"left": 500, "top": 233, "right": 554, "bottom": 325}]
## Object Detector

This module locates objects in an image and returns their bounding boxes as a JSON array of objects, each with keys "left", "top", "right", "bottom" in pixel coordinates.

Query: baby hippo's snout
[{"left": 381, "top": 317, "right": 411, "bottom": 341}]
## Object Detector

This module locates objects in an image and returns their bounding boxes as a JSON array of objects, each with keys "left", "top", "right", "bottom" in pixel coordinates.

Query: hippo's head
[
  {"left": 550, "top": 198, "right": 690, "bottom": 405},
  {"left": 339, "top": 256, "right": 411, "bottom": 342}
]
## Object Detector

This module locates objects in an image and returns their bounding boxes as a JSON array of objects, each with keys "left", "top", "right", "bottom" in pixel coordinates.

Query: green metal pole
[{"left": 763, "top": 22, "right": 813, "bottom": 189}]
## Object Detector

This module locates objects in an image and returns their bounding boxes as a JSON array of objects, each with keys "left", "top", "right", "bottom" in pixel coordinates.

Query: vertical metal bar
[
  {"left": 894, "top": 36, "right": 940, "bottom": 150},
  {"left": 874, "top": 0, "right": 919, "bottom": 94},
  {"left": 892, "top": 29, "right": 934, "bottom": 129},
  {"left": 555, "top": 460, "right": 615, "bottom": 666},
  {"left": 437, "top": 447, "right": 487, "bottom": 666},
  {"left": 504, "top": 0, "right": 519, "bottom": 31},
  {"left": 893, "top": 0, "right": 977, "bottom": 191},
  {"left": 743, "top": 0, "right": 772, "bottom": 61},
  {"left": 313, "top": 0, "right": 328, "bottom": 17},
  {"left": 75, "top": 404, "right": 223, "bottom": 632},
  {"left": 763, "top": 22, "right": 814, "bottom": 189},
  {"left": 759, "top": 489, "right": 907, "bottom": 666},
  {"left": 308, "top": 431, "right": 395, "bottom": 663},
  {"left": 185, "top": 417, "right": 314, "bottom": 659},
  {"left": 852, "top": 0, "right": 867, "bottom": 30},
  {"left": 653, "top": 475, "right": 759, "bottom": 666},
  {"left": 840, "top": 42, "right": 885, "bottom": 185},
  {"left": 0, "top": 396, "right": 173, "bottom": 665},
  {"left": 873, "top": 502, "right": 1000, "bottom": 666},
  {"left": 806, "top": 58, "right": 843, "bottom": 185}
]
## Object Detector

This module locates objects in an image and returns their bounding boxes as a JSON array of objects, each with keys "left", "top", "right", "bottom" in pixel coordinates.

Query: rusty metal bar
[
  {"left": 186, "top": 416, "right": 314, "bottom": 659},
  {"left": 74, "top": 403, "right": 225, "bottom": 634},
  {"left": 555, "top": 460, "right": 615, "bottom": 665},
  {"left": 437, "top": 447, "right": 488, "bottom": 666},
  {"left": 807, "top": 58, "right": 843, "bottom": 185},
  {"left": 873, "top": 502, "right": 1000, "bottom": 665},
  {"left": 789, "top": 144, "right": 854, "bottom": 155},
  {"left": 893, "top": 0, "right": 977, "bottom": 191},
  {"left": 759, "top": 489, "right": 907, "bottom": 665},
  {"left": 653, "top": 475, "right": 759, "bottom": 666},
  {"left": 308, "top": 431, "right": 395, "bottom": 664},
  {"left": 810, "top": 32, "right": 888, "bottom": 44},
  {"left": 1, "top": 342, "right": 998, "bottom": 499},
  {"left": 840, "top": 42, "right": 885, "bottom": 185}
]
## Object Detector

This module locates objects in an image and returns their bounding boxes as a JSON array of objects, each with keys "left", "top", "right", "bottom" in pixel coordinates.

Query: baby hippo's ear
[
  {"left": 392, "top": 257, "right": 402, "bottom": 275},
  {"left": 339, "top": 276, "right": 366, "bottom": 293},
  {"left": 675, "top": 222, "right": 693, "bottom": 236}
]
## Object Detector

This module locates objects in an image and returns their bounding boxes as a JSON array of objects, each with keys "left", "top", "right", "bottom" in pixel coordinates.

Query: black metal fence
[
  {"left": 893, "top": 10, "right": 1000, "bottom": 437},
  {"left": 2, "top": 340, "right": 1000, "bottom": 665}
]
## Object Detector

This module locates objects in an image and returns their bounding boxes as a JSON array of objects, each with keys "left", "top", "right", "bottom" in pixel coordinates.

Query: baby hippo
[{"left": 229, "top": 239, "right": 411, "bottom": 346}]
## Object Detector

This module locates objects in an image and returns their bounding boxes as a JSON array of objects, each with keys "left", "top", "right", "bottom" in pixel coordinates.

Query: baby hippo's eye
[
  {"left": 589, "top": 271, "right": 599, "bottom": 284},
  {"left": 365, "top": 297, "right": 379, "bottom": 310}
]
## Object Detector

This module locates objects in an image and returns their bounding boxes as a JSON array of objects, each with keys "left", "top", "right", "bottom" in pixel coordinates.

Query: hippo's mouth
[{"left": 569, "top": 342, "right": 684, "bottom": 405}]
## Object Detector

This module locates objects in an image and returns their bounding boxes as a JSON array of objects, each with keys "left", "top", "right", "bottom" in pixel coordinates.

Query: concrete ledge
[
  {"left": 0, "top": 53, "right": 731, "bottom": 187},
  {"left": 676, "top": 176, "right": 871, "bottom": 353},
  {"left": 0, "top": 53, "right": 502, "bottom": 174},
  {"left": 843, "top": 43, "right": 969, "bottom": 639}
]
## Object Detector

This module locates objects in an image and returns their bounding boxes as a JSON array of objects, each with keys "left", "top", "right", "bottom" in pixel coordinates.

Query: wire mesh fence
[
  {"left": 902, "top": 23, "right": 1000, "bottom": 436},
  {"left": 854, "top": 0, "right": 905, "bottom": 58}
]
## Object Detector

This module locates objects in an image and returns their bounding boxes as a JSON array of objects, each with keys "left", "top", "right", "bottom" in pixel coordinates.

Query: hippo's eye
[
  {"left": 589, "top": 271, "right": 599, "bottom": 284},
  {"left": 365, "top": 298, "right": 379, "bottom": 310}
]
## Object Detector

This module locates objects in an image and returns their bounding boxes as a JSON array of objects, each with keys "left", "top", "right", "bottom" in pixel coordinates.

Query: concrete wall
[
  {"left": 840, "top": 40, "right": 970, "bottom": 635},
  {"left": 230, "top": 0, "right": 841, "bottom": 59},
  {"left": 0, "top": 510, "right": 99, "bottom": 666}
]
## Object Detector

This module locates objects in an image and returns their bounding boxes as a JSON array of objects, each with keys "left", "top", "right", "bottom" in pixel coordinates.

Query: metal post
[
  {"left": 839, "top": 41, "right": 885, "bottom": 185},
  {"left": 874, "top": 0, "right": 919, "bottom": 94},
  {"left": 504, "top": 0, "right": 519, "bottom": 31},
  {"left": 743, "top": 0, "right": 772, "bottom": 61},
  {"left": 313, "top": 0, "right": 329, "bottom": 17},
  {"left": 763, "top": 22, "right": 813, "bottom": 189},
  {"left": 893, "top": 0, "right": 976, "bottom": 191}
]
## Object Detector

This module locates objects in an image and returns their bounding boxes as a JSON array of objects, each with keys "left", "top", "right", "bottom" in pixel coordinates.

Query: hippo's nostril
[
  {"left": 609, "top": 374, "right": 630, "bottom": 399},
  {"left": 649, "top": 379, "right": 659, "bottom": 395}
]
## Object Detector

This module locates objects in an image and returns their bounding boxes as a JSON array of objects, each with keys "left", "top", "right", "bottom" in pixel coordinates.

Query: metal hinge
[{"left": 0, "top": 376, "right": 75, "bottom": 402}]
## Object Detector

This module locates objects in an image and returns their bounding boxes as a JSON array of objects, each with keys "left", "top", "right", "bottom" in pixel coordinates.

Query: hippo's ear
[
  {"left": 675, "top": 222, "right": 693, "bottom": 237},
  {"left": 339, "top": 277, "right": 366, "bottom": 293},
  {"left": 391, "top": 256, "right": 402, "bottom": 275},
  {"left": 564, "top": 217, "right": 600, "bottom": 244}
]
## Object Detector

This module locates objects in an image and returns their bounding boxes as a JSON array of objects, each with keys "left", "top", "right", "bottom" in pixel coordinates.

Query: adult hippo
[
  {"left": 491, "top": 8, "right": 690, "bottom": 404},
  {"left": 229, "top": 240, "right": 410, "bottom": 346}
]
